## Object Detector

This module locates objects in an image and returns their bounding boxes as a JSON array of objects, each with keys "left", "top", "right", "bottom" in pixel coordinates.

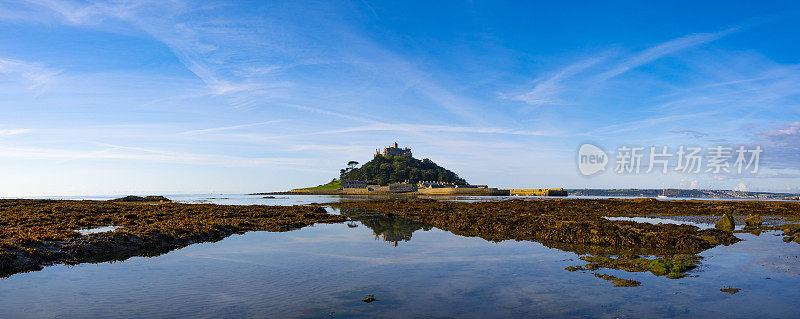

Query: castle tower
[{"left": 378, "top": 142, "right": 412, "bottom": 157}]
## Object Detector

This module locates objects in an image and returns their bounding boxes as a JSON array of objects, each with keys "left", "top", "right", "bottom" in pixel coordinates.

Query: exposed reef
[
  {"left": 579, "top": 255, "right": 699, "bottom": 279},
  {"left": 0, "top": 199, "right": 345, "bottom": 277},
  {"left": 110, "top": 195, "right": 171, "bottom": 203},
  {"left": 593, "top": 273, "right": 641, "bottom": 287},
  {"left": 328, "top": 198, "right": 800, "bottom": 286},
  {"left": 328, "top": 198, "right": 744, "bottom": 254}
]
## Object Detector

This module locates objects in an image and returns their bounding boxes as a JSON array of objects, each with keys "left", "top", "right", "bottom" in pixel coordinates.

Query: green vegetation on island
[
  {"left": 297, "top": 180, "right": 341, "bottom": 190},
  {"left": 341, "top": 154, "right": 467, "bottom": 186}
]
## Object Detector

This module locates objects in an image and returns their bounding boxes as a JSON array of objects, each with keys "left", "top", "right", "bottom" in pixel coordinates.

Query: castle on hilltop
[{"left": 376, "top": 142, "right": 412, "bottom": 157}]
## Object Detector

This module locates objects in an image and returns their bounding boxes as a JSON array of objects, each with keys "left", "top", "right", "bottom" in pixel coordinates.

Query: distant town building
[
  {"left": 376, "top": 142, "right": 412, "bottom": 157},
  {"left": 341, "top": 180, "right": 367, "bottom": 188},
  {"left": 418, "top": 181, "right": 457, "bottom": 188},
  {"left": 387, "top": 183, "right": 415, "bottom": 192}
]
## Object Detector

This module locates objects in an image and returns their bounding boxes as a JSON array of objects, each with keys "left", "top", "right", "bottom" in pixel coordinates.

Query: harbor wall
[{"left": 507, "top": 188, "right": 568, "bottom": 196}]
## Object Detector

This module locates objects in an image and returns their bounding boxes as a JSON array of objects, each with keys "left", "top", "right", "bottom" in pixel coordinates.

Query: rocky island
[{"left": 259, "top": 142, "right": 563, "bottom": 196}]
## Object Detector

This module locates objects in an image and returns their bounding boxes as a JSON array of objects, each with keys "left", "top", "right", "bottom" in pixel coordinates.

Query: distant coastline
[
  {"left": 250, "top": 188, "right": 800, "bottom": 200},
  {"left": 566, "top": 189, "right": 800, "bottom": 200}
]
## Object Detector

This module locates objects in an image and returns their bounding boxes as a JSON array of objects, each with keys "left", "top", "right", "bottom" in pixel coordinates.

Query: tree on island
[
  {"left": 339, "top": 160, "right": 360, "bottom": 179},
  {"left": 341, "top": 154, "right": 466, "bottom": 185}
]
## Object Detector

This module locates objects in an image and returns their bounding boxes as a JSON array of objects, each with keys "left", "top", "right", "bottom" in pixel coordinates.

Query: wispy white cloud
[
  {"left": 597, "top": 27, "right": 739, "bottom": 80},
  {"left": 13, "top": 0, "right": 484, "bottom": 123},
  {"left": 23, "top": 0, "right": 152, "bottom": 24},
  {"left": 502, "top": 56, "right": 606, "bottom": 106},
  {"left": 0, "top": 141, "right": 317, "bottom": 167},
  {"left": 180, "top": 120, "right": 287, "bottom": 135},
  {"left": 358, "top": 0, "right": 379, "bottom": 20},
  {"left": 302, "top": 122, "right": 561, "bottom": 137},
  {"left": 0, "top": 58, "right": 61, "bottom": 89},
  {"left": 590, "top": 111, "right": 720, "bottom": 135},
  {"left": 757, "top": 122, "right": 800, "bottom": 170},
  {"left": 12, "top": 0, "right": 297, "bottom": 108},
  {"left": 505, "top": 27, "right": 739, "bottom": 108},
  {"left": 670, "top": 129, "right": 708, "bottom": 138},
  {"left": 0, "top": 128, "right": 32, "bottom": 137},
  {"left": 646, "top": 53, "right": 800, "bottom": 119}
]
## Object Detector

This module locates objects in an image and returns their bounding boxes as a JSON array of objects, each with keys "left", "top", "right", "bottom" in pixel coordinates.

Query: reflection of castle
[
  {"left": 376, "top": 232, "right": 413, "bottom": 247},
  {"left": 341, "top": 208, "right": 432, "bottom": 247},
  {"left": 376, "top": 142, "right": 412, "bottom": 157}
]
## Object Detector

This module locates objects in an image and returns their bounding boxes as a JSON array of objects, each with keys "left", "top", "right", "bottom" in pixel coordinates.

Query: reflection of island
[{"left": 340, "top": 209, "right": 433, "bottom": 246}]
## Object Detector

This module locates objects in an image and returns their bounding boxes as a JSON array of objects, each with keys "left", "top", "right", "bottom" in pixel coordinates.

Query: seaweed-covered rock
[
  {"left": 111, "top": 195, "right": 170, "bottom": 203},
  {"left": 720, "top": 287, "right": 741, "bottom": 294},
  {"left": 715, "top": 214, "right": 735, "bottom": 231},
  {"left": 331, "top": 199, "right": 742, "bottom": 255},
  {"left": 565, "top": 266, "right": 584, "bottom": 272},
  {"left": 0, "top": 199, "right": 346, "bottom": 277},
  {"left": 593, "top": 273, "right": 641, "bottom": 287},
  {"left": 362, "top": 295, "right": 376, "bottom": 303},
  {"left": 579, "top": 255, "right": 698, "bottom": 279},
  {"left": 744, "top": 214, "right": 762, "bottom": 228}
]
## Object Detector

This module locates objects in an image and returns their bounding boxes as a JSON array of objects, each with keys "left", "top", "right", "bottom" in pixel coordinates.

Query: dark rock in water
[
  {"left": 666, "top": 272, "right": 685, "bottom": 279},
  {"left": 579, "top": 255, "right": 699, "bottom": 279},
  {"left": 715, "top": 214, "right": 735, "bottom": 231},
  {"left": 744, "top": 214, "right": 762, "bottom": 228},
  {"left": 593, "top": 273, "right": 641, "bottom": 287},
  {"left": 111, "top": 195, "right": 170, "bottom": 203},
  {"left": 720, "top": 287, "right": 741, "bottom": 294},
  {"left": 362, "top": 295, "right": 376, "bottom": 303}
]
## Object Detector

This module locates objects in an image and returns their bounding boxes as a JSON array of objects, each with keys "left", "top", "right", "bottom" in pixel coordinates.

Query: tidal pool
[
  {"left": 76, "top": 226, "right": 123, "bottom": 235},
  {"left": 603, "top": 216, "right": 715, "bottom": 229},
  {"left": 0, "top": 210, "right": 798, "bottom": 318}
]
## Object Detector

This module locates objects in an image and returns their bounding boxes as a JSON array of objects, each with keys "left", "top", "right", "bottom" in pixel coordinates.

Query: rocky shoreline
[
  {"left": 3, "top": 197, "right": 798, "bottom": 284},
  {"left": 0, "top": 199, "right": 345, "bottom": 277}
]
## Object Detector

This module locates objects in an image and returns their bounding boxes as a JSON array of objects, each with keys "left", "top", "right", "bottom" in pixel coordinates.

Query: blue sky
[{"left": 0, "top": 0, "right": 799, "bottom": 196}]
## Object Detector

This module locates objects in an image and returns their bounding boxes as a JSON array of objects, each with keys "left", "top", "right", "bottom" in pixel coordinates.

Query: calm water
[{"left": 1, "top": 206, "right": 799, "bottom": 318}]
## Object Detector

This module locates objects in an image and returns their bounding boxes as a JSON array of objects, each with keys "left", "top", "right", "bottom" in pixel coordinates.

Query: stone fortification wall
[{"left": 416, "top": 187, "right": 509, "bottom": 196}]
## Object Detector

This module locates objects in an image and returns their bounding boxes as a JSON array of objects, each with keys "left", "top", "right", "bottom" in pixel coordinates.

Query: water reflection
[
  {"left": 604, "top": 216, "right": 714, "bottom": 229},
  {"left": 339, "top": 208, "right": 433, "bottom": 246}
]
